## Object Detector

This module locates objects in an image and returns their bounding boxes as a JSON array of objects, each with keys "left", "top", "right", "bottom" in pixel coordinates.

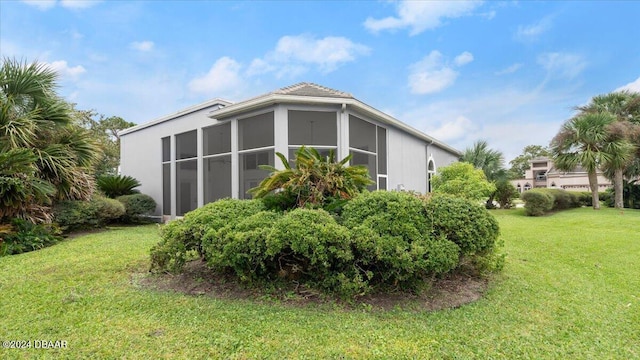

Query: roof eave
[
  {"left": 120, "top": 98, "right": 233, "bottom": 136},
  {"left": 208, "top": 94, "right": 462, "bottom": 156}
]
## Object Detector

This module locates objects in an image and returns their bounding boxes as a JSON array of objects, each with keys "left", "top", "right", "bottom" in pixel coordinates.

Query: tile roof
[{"left": 271, "top": 82, "right": 353, "bottom": 98}]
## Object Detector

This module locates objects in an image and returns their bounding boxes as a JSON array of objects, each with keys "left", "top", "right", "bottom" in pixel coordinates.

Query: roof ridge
[{"left": 272, "top": 82, "right": 353, "bottom": 98}]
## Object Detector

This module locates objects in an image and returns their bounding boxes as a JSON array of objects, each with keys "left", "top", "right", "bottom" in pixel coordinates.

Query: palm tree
[
  {"left": 551, "top": 112, "right": 630, "bottom": 210},
  {"left": 460, "top": 140, "right": 507, "bottom": 207},
  {"left": 576, "top": 91, "right": 640, "bottom": 208},
  {"left": 1, "top": 58, "right": 100, "bottom": 222},
  {"left": 249, "top": 146, "right": 373, "bottom": 209}
]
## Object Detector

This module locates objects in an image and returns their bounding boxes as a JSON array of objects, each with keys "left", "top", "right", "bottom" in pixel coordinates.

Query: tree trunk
[
  {"left": 588, "top": 170, "right": 600, "bottom": 210},
  {"left": 614, "top": 168, "right": 624, "bottom": 209}
]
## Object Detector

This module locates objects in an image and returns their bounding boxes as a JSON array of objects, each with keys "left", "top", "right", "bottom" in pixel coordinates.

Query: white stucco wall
[{"left": 386, "top": 128, "right": 459, "bottom": 193}]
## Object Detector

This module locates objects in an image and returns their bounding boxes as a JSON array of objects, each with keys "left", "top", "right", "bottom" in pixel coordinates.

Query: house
[
  {"left": 511, "top": 157, "right": 612, "bottom": 193},
  {"left": 120, "top": 82, "right": 461, "bottom": 219}
]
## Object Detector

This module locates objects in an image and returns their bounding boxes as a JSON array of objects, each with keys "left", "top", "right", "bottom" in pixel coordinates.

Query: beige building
[{"left": 511, "top": 157, "right": 612, "bottom": 193}]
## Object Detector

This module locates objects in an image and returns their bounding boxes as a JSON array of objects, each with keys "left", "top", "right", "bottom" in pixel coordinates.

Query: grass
[{"left": 1, "top": 208, "right": 639, "bottom": 359}]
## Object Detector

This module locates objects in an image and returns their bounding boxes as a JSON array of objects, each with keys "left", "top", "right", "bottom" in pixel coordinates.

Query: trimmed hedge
[
  {"left": 425, "top": 194, "right": 500, "bottom": 256},
  {"left": 53, "top": 197, "right": 125, "bottom": 232},
  {"left": 151, "top": 191, "right": 503, "bottom": 297},
  {"left": 521, "top": 188, "right": 581, "bottom": 216},
  {"left": 203, "top": 211, "right": 283, "bottom": 280},
  {"left": 150, "top": 198, "right": 265, "bottom": 273},
  {"left": 116, "top": 194, "right": 157, "bottom": 223}
]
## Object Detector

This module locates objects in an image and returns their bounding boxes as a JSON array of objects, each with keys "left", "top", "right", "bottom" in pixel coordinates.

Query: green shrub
[
  {"left": 577, "top": 192, "right": 592, "bottom": 207},
  {"left": 545, "top": 189, "right": 580, "bottom": 210},
  {"left": 495, "top": 180, "right": 519, "bottom": 209},
  {"left": 341, "top": 191, "right": 430, "bottom": 236},
  {"left": 97, "top": 175, "right": 141, "bottom": 198},
  {"left": 149, "top": 219, "right": 191, "bottom": 274},
  {"left": 425, "top": 194, "right": 500, "bottom": 256},
  {"left": 53, "top": 197, "right": 125, "bottom": 232},
  {"left": 342, "top": 191, "right": 460, "bottom": 292},
  {"left": 0, "top": 219, "right": 61, "bottom": 256},
  {"left": 266, "top": 209, "right": 355, "bottom": 293},
  {"left": 116, "top": 194, "right": 157, "bottom": 222},
  {"left": 149, "top": 198, "right": 265, "bottom": 273},
  {"left": 203, "top": 211, "right": 283, "bottom": 280},
  {"left": 521, "top": 190, "right": 554, "bottom": 216}
]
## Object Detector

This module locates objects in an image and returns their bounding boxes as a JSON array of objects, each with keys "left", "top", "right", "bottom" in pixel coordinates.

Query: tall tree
[
  {"left": 576, "top": 91, "right": 640, "bottom": 208},
  {"left": 551, "top": 112, "right": 630, "bottom": 210},
  {"left": 73, "top": 109, "right": 135, "bottom": 176},
  {"left": 508, "top": 145, "right": 551, "bottom": 179},
  {"left": 0, "top": 58, "right": 100, "bottom": 222}
]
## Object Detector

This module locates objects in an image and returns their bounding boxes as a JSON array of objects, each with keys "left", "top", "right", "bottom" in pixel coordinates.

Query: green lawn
[{"left": 1, "top": 208, "right": 639, "bottom": 359}]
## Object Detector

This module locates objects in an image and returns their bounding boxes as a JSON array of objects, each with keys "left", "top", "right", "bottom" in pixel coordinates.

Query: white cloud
[
  {"left": 426, "top": 116, "right": 476, "bottom": 142},
  {"left": 21, "top": 0, "right": 56, "bottom": 10},
  {"left": 397, "top": 83, "right": 577, "bottom": 162},
  {"left": 454, "top": 51, "right": 474, "bottom": 66},
  {"left": 615, "top": 76, "right": 640, "bottom": 93},
  {"left": 408, "top": 50, "right": 472, "bottom": 94},
  {"left": 364, "top": 0, "right": 483, "bottom": 35},
  {"left": 21, "top": 0, "right": 100, "bottom": 10},
  {"left": 516, "top": 16, "right": 553, "bottom": 41},
  {"left": 46, "top": 60, "right": 86, "bottom": 80},
  {"left": 60, "top": 0, "right": 101, "bottom": 9},
  {"left": 130, "top": 41, "right": 154, "bottom": 52},
  {"left": 537, "top": 52, "right": 587, "bottom": 79},
  {"left": 495, "top": 63, "right": 523, "bottom": 75},
  {"left": 250, "top": 34, "right": 370, "bottom": 76},
  {"left": 188, "top": 57, "right": 243, "bottom": 95}
]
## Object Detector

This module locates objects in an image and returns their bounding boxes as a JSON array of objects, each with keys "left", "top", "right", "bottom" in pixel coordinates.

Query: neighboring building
[
  {"left": 511, "top": 157, "right": 612, "bottom": 193},
  {"left": 120, "top": 83, "right": 461, "bottom": 219}
]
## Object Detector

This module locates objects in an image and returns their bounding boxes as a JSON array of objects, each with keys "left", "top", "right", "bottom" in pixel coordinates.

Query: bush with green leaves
[
  {"left": 431, "top": 162, "right": 496, "bottom": 202},
  {"left": 116, "top": 194, "right": 157, "bottom": 223},
  {"left": 266, "top": 209, "right": 356, "bottom": 293},
  {"left": 150, "top": 198, "right": 265, "bottom": 273},
  {"left": 425, "top": 194, "right": 500, "bottom": 256},
  {"left": 545, "top": 189, "right": 580, "bottom": 210},
  {"left": 342, "top": 191, "right": 460, "bottom": 291},
  {"left": 495, "top": 180, "right": 519, "bottom": 209},
  {"left": 203, "top": 211, "right": 283, "bottom": 280},
  {"left": 97, "top": 174, "right": 141, "bottom": 198},
  {"left": 0, "top": 219, "right": 61, "bottom": 256},
  {"left": 53, "top": 197, "right": 125, "bottom": 232},
  {"left": 151, "top": 192, "right": 503, "bottom": 297},
  {"left": 521, "top": 190, "right": 555, "bottom": 216}
]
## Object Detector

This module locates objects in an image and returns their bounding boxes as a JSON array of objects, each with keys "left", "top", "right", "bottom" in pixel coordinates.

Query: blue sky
[{"left": 2, "top": 0, "right": 639, "bottom": 162}]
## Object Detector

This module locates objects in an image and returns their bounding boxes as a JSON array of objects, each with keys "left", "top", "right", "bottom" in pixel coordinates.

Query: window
[
  {"left": 238, "top": 112, "right": 274, "bottom": 150},
  {"left": 162, "top": 137, "right": 171, "bottom": 162},
  {"left": 348, "top": 115, "right": 387, "bottom": 191},
  {"left": 238, "top": 112, "right": 275, "bottom": 199},
  {"left": 204, "top": 155, "right": 231, "bottom": 203},
  {"left": 288, "top": 110, "right": 337, "bottom": 146},
  {"left": 349, "top": 115, "right": 376, "bottom": 152},
  {"left": 162, "top": 163, "right": 171, "bottom": 215},
  {"left": 161, "top": 137, "right": 171, "bottom": 215},
  {"left": 427, "top": 159, "right": 436, "bottom": 193},
  {"left": 350, "top": 150, "right": 376, "bottom": 191},
  {"left": 174, "top": 130, "right": 198, "bottom": 216},
  {"left": 203, "top": 122, "right": 231, "bottom": 156},
  {"left": 176, "top": 130, "right": 197, "bottom": 160},
  {"left": 239, "top": 150, "right": 274, "bottom": 199},
  {"left": 176, "top": 160, "right": 197, "bottom": 216},
  {"left": 203, "top": 124, "right": 232, "bottom": 204}
]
